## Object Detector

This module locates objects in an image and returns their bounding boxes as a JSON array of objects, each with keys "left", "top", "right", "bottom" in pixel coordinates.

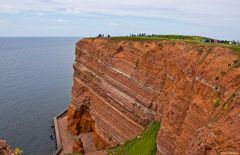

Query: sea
[{"left": 0, "top": 37, "right": 80, "bottom": 155}]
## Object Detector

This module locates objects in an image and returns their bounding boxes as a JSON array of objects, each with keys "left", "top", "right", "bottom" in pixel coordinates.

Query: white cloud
[
  {"left": 55, "top": 18, "right": 68, "bottom": 22},
  {"left": 109, "top": 22, "right": 119, "bottom": 26},
  {"left": 0, "top": 0, "right": 239, "bottom": 26}
]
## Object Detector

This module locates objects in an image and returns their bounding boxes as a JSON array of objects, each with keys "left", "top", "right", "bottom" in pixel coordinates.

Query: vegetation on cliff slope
[{"left": 108, "top": 121, "right": 160, "bottom": 155}]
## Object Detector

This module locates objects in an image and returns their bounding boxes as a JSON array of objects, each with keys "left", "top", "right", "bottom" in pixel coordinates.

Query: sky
[{"left": 0, "top": 0, "right": 240, "bottom": 40}]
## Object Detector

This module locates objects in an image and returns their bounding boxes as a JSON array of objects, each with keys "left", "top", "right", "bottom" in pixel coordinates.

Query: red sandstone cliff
[
  {"left": 67, "top": 38, "right": 240, "bottom": 155},
  {"left": 0, "top": 139, "right": 17, "bottom": 155}
]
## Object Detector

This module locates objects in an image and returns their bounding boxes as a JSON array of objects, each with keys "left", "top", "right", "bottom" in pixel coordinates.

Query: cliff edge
[{"left": 67, "top": 38, "right": 240, "bottom": 155}]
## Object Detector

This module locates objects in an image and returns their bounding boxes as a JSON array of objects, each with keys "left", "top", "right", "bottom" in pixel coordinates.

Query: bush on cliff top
[{"left": 108, "top": 121, "right": 160, "bottom": 155}]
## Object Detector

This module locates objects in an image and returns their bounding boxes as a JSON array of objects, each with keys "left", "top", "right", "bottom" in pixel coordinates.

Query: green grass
[
  {"left": 108, "top": 121, "right": 160, "bottom": 155},
  {"left": 111, "top": 35, "right": 212, "bottom": 42},
  {"left": 110, "top": 35, "right": 240, "bottom": 53}
]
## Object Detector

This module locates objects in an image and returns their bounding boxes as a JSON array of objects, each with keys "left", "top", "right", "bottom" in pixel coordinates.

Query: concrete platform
[
  {"left": 53, "top": 110, "right": 74, "bottom": 155},
  {"left": 53, "top": 110, "right": 107, "bottom": 155}
]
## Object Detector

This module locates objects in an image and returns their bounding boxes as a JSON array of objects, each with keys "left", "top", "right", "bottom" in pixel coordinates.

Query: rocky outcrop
[
  {"left": 67, "top": 38, "right": 240, "bottom": 154},
  {"left": 0, "top": 139, "right": 16, "bottom": 155}
]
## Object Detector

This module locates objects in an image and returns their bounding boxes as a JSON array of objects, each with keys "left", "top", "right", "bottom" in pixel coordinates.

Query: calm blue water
[{"left": 0, "top": 37, "right": 79, "bottom": 155}]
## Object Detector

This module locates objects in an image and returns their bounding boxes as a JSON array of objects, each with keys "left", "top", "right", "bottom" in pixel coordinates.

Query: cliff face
[
  {"left": 0, "top": 139, "right": 16, "bottom": 155},
  {"left": 67, "top": 38, "right": 240, "bottom": 154}
]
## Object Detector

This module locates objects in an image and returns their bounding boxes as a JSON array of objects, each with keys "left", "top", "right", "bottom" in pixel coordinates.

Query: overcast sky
[{"left": 0, "top": 0, "right": 240, "bottom": 40}]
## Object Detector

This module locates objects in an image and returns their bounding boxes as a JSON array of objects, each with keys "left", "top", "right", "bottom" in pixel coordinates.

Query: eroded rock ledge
[{"left": 67, "top": 38, "right": 240, "bottom": 155}]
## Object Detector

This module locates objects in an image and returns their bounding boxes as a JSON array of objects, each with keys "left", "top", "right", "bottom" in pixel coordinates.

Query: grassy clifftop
[
  {"left": 112, "top": 35, "right": 212, "bottom": 42},
  {"left": 110, "top": 35, "right": 240, "bottom": 53}
]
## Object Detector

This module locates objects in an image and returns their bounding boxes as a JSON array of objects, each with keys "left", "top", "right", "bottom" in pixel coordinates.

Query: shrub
[
  {"left": 15, "top": 147, "right": 23, "bottom": 155},
  {"left": 224, "top": 104, "right": 229, "bottom": 110},
  {"left": 233, "top": 59, "right": 240, "bottom": 68},
  {"left": 220, "top": 71, "right": 225, "bottom": 77},
  {"left": 213, "top": 98, "right": 221, "bottom": 108}
]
